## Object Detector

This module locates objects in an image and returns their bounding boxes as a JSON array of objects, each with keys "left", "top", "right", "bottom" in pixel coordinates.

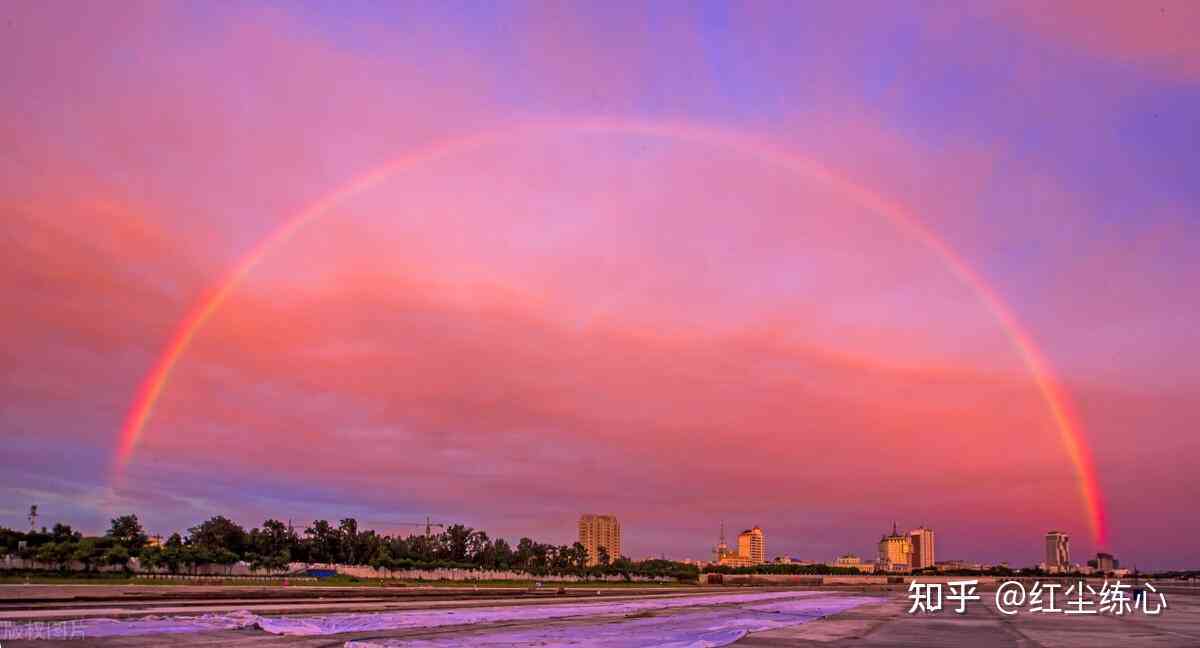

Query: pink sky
[{"left": 2, "top": 2, "right": 1197, "bottom": 569}]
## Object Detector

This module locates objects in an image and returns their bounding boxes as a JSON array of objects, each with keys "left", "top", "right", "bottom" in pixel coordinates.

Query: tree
[
  {"left": 107, "top": 514, "right": 148, "bottom": 552},
  {"left": 249, "top": 548, "right": 291, "bottom": 573},
  {"left": 212, "top": 547, "right": 239, "bottom": 575},
  {"left": 188, "top": 516, "right": 247, "bottom": 557},
  {"left": 367, "top": 544, "right": 394, "bottom": 570},
  {"left": 36, "top": 541, "right": 74, "bottom": 572},
  {"left": 305, "top": 520, "right": 339, "bottom": 564},
  {"left": 469, "top": 531, "right": 495, "bottom": 568},
  {"left": 338, "top": 518, "right": 359, "bottom": 564},
  {"left": 466, "top": 530, "right": 489, "bottom": 564},
  {"left": 515, "top": 538, "right": 535, "bottom": 571},
  {"left": 72, "top": 538, "right": 101, "bottom": 572},
  {"left": 357, "top": 530, "right": 384, "bottom": 566},
  {"left": 409, "top": 533, "right": 435, "bottom": 562},
  {"left": 103, "top": 545, "right": 131, "bottom": 571},
  {"left": 51, "top": 523, "right": 81, "bottom": 543},
  {"left": 493, "top": 537, "right": 514, "bottom": 570},
  {"left": 180, "top": 544, "right": 213, "bottom": 574},
  {"left": 612, "top": 555, "right": 634, "bottom": 580},
  {"left": 0, "top": 512, "right": 706, "bottom": 581},
  {"left": 274, "top": 549, "right": 294, "bottom": 572},
  {"left": 570, "top": 542, "right": 589, "bottom": 571},
  {"left": 443, "top": 524, "right": 472, "bottom": 563},
  {"left": 249, "top": 519, "right": 296, "bottom": 571},
  {"left": 530, "top": 542, "right": 550, "bottom": 572},
  {"left": 255, "top": 519, "right": 296, "bottom": 557},
  {"left": 139, "top": 545, "right": 163, "bottom": 572},
  {"left": 550, "top": 545, "right": 572, "bottom": 571}
]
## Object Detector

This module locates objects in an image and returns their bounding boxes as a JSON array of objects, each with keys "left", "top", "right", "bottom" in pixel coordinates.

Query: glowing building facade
[
  {"left": 737, "top": 526, "right": 765, "bottom": 564},
  {"left": 909, "top": 526, "right": 935, "bottom": 569},
  {"left": 1045, "top": 531, "right": 1070, "bottom": 572},
  {"left": 878, "top": 522, "right": 913, "bottom": 572},
  {"left": 578, "top": 514, "right": 621, "bottom": 566}
]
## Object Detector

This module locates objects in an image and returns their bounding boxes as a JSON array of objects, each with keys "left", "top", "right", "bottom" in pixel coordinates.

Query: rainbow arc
[{"left": 112, "top": 118, "right": 1107, "bottom": 547}]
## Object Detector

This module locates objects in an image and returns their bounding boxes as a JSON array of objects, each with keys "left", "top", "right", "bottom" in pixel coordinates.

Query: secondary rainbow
[{"left": 112, "top": 118, "right": 1108, "bottom": 547}]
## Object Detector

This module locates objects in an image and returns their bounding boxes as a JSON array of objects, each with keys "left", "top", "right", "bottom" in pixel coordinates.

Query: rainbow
[{"left": 112, "top": 118, "right": 1108, "bottom": 547}]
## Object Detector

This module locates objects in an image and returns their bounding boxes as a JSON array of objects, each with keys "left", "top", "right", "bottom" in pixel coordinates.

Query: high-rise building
[
  {"left": 714, "top": 522, "right": 735, "bottom": 563},
  {"left": 909, "top": 526, "right": 935, "bottom": 569},
  {"left": 1045, "top": 531, "right": 1070, "bottom": 572},
  {"left": 1088, "top": 552, "right": 1118, "bottom": 572},
  {"left": 878, "top": 522, "right": 913, "bottom": 572},
  {"left": 578, "top": 514, "right": 621, "bottom": 566},
  {"left": 714, "top": 522, "right": 755, "bottom": 567},
  {"left": 737, "top": 526, "right": 765, "bottom": 564}
]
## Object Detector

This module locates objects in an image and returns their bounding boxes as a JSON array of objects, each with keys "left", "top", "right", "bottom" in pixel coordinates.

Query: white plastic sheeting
[
  {"left": 345, "top": 595, "right": 880, "bottom": 648},
  {"left": 254, "top": 591, "right": 814, "bottom": 636},
  {"left": 68, "top": 610, "right": 262, "bottom": 637},
  {"left": 68, "top": 590, "right": 879, "bottom": 643}
]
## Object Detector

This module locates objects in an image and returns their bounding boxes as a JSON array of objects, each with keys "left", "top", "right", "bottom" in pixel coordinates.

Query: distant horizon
[{"left": 4, "top": 509, "right": 1184, "bottom": 573}]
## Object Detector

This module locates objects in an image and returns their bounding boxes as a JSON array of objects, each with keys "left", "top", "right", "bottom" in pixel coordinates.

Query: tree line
[
  {"left": 701, "top": 562, "right": 864, "bottom": 575},
  {"left": 0, "top": 514, "right": 699, "bottom": 580}
]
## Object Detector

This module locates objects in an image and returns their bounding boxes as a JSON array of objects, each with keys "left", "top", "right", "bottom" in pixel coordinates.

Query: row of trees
[
  {"left": 0, "top": 523, "right": 136, "bottom": 572},
  {"left": 702, "top": 563, "right": 1056, "bottom": 577},
  {"left": 703, "top": 563, "right": 1148, "bottom": 578},
  {"left": 702, "top": 562, "right": 863, "bottom": 575},
  {"left": 1, "top": 515, "right": 698, "bottom": 580}
]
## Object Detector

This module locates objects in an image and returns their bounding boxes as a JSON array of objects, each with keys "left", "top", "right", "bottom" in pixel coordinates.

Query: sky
[{"left": 1, "top": 1, "right": 1197, "bottom": 570}]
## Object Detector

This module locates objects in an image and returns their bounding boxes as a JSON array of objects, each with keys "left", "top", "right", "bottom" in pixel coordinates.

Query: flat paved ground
[
  {"left": 0, "top": 583, "right": 701, "bottom": 603},
  {"left": 0, "top": 583, "right": 707, "bottom": 622},
  {"left": 2, "top": 585, "right": 1197, "bottom": 647},
  {"left": 0, "top": 589, "right": 863, "bottom": 647},
  {"left": 737, "top": 590, "right": 1200, "bottom": 647}
]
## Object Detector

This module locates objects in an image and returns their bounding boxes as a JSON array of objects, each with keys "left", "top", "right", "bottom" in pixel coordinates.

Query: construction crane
[{"left": 394, "top": 516, "right": 448, "bottom": 538}]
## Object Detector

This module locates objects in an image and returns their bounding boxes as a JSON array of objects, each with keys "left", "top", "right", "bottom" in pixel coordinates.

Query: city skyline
[
  {"left": 4, "top": 498, "right": 1116, "bottom": 569},
  {"left": 3, "top": 2, "right": 1198, "bottom": 571},
  {"left": 5, "top": 507, "right": 1137, "bottom": 577},
  {"left": 12, "top": 506, "right": 1134, "bottom": 576}
]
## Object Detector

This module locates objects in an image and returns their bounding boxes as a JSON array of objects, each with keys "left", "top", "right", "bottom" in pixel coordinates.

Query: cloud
[
  {"left": 0, "top": 2, "right": 1196, "bottom": 567},
  {"left": 996, "top": 1, "right": 1200, "bottom": 81}
]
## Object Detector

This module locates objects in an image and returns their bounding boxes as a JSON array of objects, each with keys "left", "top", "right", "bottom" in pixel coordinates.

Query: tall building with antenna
[
  {"left": 713, "top": 522, "right": 733, "bottom": 563},
  {"left": 878, "top": 521, "right": 913, "bottom": 572},
  {"left": 714, "top": 523, "right": 764, "bottom": 566}
]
